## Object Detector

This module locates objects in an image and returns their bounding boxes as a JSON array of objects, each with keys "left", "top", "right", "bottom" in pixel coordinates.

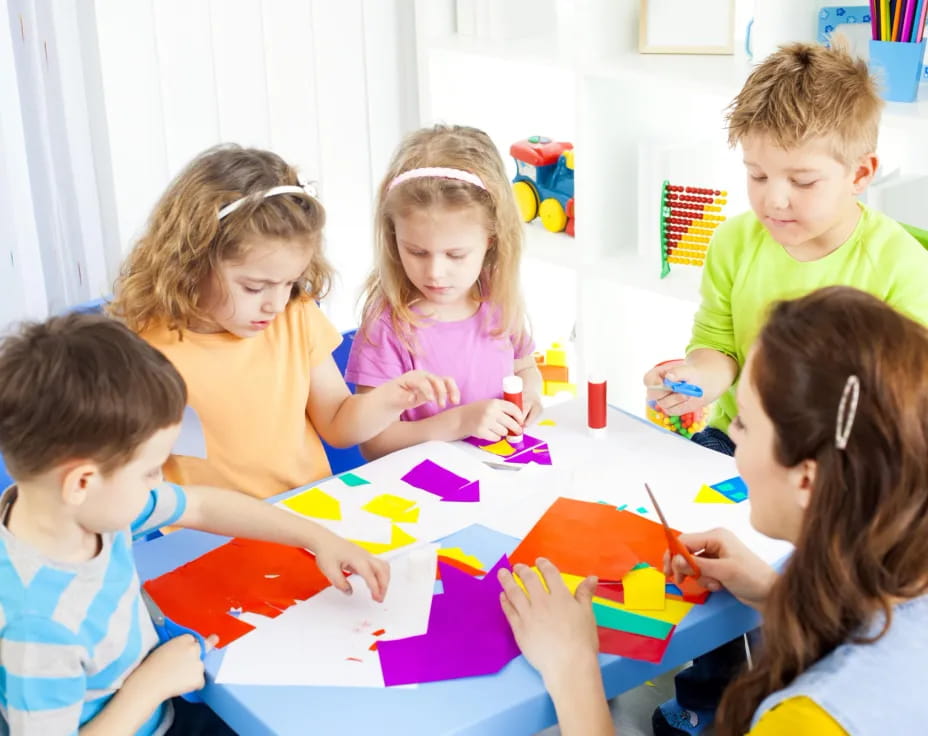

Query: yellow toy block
[
  {"left": 545, "top": 342, "right": 567, "bottom": 367},
  {"left": 622, "top": 566, "right": 666, "bottom": 610},
  {"left": 543, "top": 380, "right": 576, "bottom": 397}
]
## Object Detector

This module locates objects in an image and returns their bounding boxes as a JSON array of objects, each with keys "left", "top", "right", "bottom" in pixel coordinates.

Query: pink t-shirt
[{"left": 346, "top": 302, "right": 534, "bottom": 421}]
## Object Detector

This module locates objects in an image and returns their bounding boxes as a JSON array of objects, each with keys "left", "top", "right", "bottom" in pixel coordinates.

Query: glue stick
[
  {"left": 502, "top": 375, "right": 524, "bottom": 443},
  {"left": 588, "top": 374, "right": 607, "bottom": 436}
]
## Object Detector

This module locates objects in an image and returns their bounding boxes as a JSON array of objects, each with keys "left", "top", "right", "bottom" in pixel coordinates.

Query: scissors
[
  {"left": 141, "top": 589, "right": 208, "bottom": 703},
  {"left": 662, "top": 378, "right": 704, "bottom": 398},
  {"left": 644, "top": 483, "right": 702, "bottom": 579}
]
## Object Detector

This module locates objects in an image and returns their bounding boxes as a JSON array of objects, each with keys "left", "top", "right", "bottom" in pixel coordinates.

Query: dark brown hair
[
  {"left": 0, "top": 313, "right": 187, "bottom": 479},
  {"left": 109, "top": 144, "right": 331, "bottom": 335},
  {"left": 718, "top": 286, "right": 928, "bottom": 733}
]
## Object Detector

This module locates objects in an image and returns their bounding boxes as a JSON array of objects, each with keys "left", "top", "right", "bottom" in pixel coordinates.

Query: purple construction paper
[
  {"left": 506, "top": 444, "right": 552, "bottom": 466},
  {"left": 464, "top": 434, "right": 553, "bottom": 465},
  {"left": 401, "top": 460, "right": 480, "bottom": 502},
  {"left": 377, "top": 556, "right": 520, "bottom": 686}
]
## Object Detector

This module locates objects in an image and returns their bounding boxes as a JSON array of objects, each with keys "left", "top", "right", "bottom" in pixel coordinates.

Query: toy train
[{"left": 510, "top": 136, "right": 575, "bottom": 236}]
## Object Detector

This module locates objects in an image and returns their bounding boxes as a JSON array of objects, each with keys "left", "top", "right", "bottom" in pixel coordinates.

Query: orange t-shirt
[{"left": 141, "top": 297, "right": 342, "bottom": 498}]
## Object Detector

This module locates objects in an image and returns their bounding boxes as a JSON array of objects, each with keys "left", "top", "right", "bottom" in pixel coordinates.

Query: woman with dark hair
[{"left": 499, "top": 286, "right": 928, "bottom": 735}]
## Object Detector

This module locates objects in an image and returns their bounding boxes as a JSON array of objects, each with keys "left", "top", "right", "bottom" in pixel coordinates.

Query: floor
[{"left": 536, "top": 666, "right": 717, "bottom": 736}]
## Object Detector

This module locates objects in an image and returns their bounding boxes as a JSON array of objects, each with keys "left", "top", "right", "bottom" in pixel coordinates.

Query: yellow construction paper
[
  {"left": 538, "top": 419, "right": 557, "bottom": 427},
  {"left": 482, "top": 439, "right": 517, "bottom": 456},
  {"left": 622, "top": 567, "right": 666, "bottom": 610},
  {"left": 362, "top": 494, "right": 420, "bottom": 523},
  {"left": 436, "top": 547, "right": 484, "bottom": 570},
  {"left": 350, "top": 524, "right": 416, "bottom": 555},
  {"left": 282, "top": 488, "right": 341, "bottom": 520},
  {"left": 694, "top": 484, "right": 735, "bottom": 504},
  {"left": 561, "top": 572, "right": 693, "bottom": 625}
]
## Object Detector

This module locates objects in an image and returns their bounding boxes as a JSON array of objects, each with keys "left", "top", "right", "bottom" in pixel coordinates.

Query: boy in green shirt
[{"left": 644, "top": 42, "right": 928, "bottom": 736}]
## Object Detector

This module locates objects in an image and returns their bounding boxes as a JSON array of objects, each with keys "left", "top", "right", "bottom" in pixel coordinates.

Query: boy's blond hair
[
  {"left": 110, "top": 144, "right": 332, "bottom": 336},
  {"left": 726, "top": 42, "right": 883, "bottom": 164},
  {"left": 359, "top": 124, "right": 528, "bottom": 350}
]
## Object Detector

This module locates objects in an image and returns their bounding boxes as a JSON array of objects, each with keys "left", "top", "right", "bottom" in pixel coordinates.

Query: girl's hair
[
  {"left": 109, "top": 144, "right": 332, "bottom": 334},
  {"left": 718, "top": 286, "right": 928, "bottom": 735},
  {"left": 359, "top": 124, "right": 527, "bottom": 348}
]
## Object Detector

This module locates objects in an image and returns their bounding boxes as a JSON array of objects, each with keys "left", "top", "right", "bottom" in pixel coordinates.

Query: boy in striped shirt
[{"left": 0, "top": 314, "right": 390, "bottom": 735}]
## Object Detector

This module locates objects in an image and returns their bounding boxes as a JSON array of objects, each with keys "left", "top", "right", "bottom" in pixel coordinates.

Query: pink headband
[{"left": 387, "top": 167, "right": 486, "bottom": 191}]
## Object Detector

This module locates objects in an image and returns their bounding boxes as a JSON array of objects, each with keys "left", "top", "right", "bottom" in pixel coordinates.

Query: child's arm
[
  {"left": 356, "top": 389, "right": 523, "bottom": 460},
  {"left": 644, "top": 349, "right": 738, "bottom": 416},
  {"left": 177, "top": 483, "right": 391, "bottom": 601},
  {"left": 80, "top": 635, "right": 211, "bottom": 735},
  {"left": 307, "top": 354, "right": 459, "bottom": 450},
  {"left": 514, "top": 354, "right": 544, "bottom": 425}
]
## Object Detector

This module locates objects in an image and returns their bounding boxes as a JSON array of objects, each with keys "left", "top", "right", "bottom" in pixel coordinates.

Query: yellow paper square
[
  {"left": 282, "top": 488, "right": 341, "bottom": 520},
  {"left": 350, "top": 524, "right": 416, "bottom": 555},
  {"left": 362, "top": 494, "right": 420, "bottom": 523}
]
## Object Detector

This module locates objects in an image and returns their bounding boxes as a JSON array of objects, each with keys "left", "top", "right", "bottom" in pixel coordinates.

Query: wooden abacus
[{"left": 659, "top": 181, "right": 728, "bottom": 278}]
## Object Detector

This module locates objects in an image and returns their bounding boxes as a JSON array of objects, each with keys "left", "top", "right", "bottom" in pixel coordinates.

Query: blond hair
[
  {"left": 726, "top": 42, "right": 882, "bottom": 164},
  {"left": 110, "top": 144, "right": 333, "bottom": 335},
  {"left": 359, "top": 124, "right": 528, "bottom": 349}
]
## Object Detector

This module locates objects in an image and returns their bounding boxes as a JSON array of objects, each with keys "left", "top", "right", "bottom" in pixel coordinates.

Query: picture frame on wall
[{"left": 639, "top": 0, "right": 735, "bottom": 55}]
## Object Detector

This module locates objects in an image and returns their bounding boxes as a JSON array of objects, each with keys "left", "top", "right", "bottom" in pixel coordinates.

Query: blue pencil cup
[{"left": 869, "top": 40, "right": 927, "bottom": 103}]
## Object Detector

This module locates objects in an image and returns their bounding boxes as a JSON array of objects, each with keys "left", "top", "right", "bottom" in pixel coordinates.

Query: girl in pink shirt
[{"left": 347, "top": 125, "right": 542, "bottom": 459}]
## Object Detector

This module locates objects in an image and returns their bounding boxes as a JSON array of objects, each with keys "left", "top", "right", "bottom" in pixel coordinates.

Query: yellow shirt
[
  {"left": 142, "top": 297, "right": 342, "bottom": 498},
  {"left": 748, "top": 696, "right": 847, "bottom": 735}
]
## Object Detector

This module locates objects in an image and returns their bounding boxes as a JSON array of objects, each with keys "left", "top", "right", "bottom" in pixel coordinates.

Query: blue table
[{"left": 133, "top": 404, "right": 768, "bottom": 735}]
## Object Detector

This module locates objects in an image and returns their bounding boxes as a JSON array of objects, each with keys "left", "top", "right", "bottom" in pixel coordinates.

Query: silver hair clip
[
  {"left": 834, "top": 374, "right": 860, "bottom": 450},
  {"left": 217, "top": 172, "right": 319, "bottom": 220}
]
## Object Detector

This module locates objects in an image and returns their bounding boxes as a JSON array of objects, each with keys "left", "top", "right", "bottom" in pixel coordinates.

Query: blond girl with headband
[
  {"left": 346, "top": 125, "right": 543, "bottom": 459},
  {"left": 110, "top": 144, "right": 455, "bottom": 498}
]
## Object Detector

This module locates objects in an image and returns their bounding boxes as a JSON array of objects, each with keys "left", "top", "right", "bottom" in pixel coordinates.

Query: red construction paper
[
  {"left": 142, "top": 538, "right": 331, "bottom": 647},
  {"left": 509, "top": 498, "right": 673, "bottom": 580},
  {"left": 677, "top": 576, "right": 710, "bottom": 604},
  {"left": 597, "top": 625, "right": 675, "bottom": 664},
  {"left": 435, "top": 555, "right": 485, "bottom": 579}
]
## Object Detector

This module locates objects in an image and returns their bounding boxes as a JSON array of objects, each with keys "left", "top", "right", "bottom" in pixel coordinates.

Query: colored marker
[
  {"left": 502, "top": 375, "right": 524, "bottom": 443},
  {"left": 588, "top": 374, "right": 607, "bottom": 436}
]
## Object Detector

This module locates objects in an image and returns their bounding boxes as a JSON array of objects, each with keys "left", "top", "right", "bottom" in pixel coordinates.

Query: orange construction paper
[
  {"left": 435, "top": 555, "right": 485, "bottom": 579},
  {"left": 142, "top": 538, "right": 331, "bottom": 647},
  {"left": 509, "top": 498, "right": 649, "bottom": 580}
]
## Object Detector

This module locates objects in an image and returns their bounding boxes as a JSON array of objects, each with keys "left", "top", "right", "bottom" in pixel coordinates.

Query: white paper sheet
[{"left": 216, "top": 545, "right": 438, "bottom": 687}]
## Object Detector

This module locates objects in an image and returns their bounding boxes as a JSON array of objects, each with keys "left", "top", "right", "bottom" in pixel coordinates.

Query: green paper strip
[
  {"left": 339, "top": 472, "right": 371, "bottom": 487},
  {"left": 592, "top": 602, "right": 673, "bottom": 639}
]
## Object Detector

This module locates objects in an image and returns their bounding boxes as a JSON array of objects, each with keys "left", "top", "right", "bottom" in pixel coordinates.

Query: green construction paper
[
  {"left": 592, "top": 601, "right": 673, "bottom": 639},
  {"left": 339, "top": 472, "right": 371, "bottom": 487}
]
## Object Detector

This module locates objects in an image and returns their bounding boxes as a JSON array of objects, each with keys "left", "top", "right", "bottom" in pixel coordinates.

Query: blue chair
[{"left": 321, "top": 329, "right": 367, "bottom": 475}]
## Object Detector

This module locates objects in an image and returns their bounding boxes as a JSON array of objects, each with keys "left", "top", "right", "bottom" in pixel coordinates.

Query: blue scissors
[
  {"left": 663, "top": 377, "right": 704, "bottom": 398},
  {"left": 141, "top": 589, "right": 208, "bottom": 703}
]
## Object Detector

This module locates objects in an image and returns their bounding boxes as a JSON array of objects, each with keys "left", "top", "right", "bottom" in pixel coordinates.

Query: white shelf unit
[{"left": 414, "top": 0, "right": 928, "bottom": 415}]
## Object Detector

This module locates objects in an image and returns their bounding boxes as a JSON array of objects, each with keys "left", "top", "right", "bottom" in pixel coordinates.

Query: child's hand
[
  {"left": 663, "top": 528, "right": 777, "bottom": 610},
  {"left": 455, "top": 398, "right": 523, "bottom": 441},
  {"left": 498, "top": 559, "right": 599, "bottom": 682},
  {"left": 522, "top": 390, "right": 544, "bottom": 426},
  {"left": 134, "top": 632, "right": 217, "bottom": 700},
  {"left": 313, "top": 534, "right": 391, "bottom": 602},
  {"left": 643, "top": 360, "right": 710, "bottom": 416},
  {"left": 382, "top": 370, "right": 460, "bottom": 413}
]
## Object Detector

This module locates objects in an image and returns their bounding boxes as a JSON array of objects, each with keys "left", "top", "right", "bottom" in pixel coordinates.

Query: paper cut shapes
[
  {"left": 142, "top": 538, "right": 331, "bottom": 647},
  {"left": 401, "top": 459, "right": 480, "bottom": 502},
  {"left": 622, "top": 566, "right": 666, "bottom": 610},
  {"left": 350, "top": 524, "right": 416, "bottom": 554},
  {"left": 362, "top": 494, "right": 420, "bottom": 523},
  {"left": 710, "top": 476, "right": 748, "bottom": 502},
  {"left": 463, "top": 434, "right": 553, "bottom": 466},
  {"left": 436, "top": 547, "right": 484, "bottom": 570},
  {"left": 598, "top": 625, "right": 675, "bottom": 663},
  {"left": 339, "top": 472, "right": 371, "bottom": 487},
  {"left": 693, "top": 484, "right": 735, "bottom": 504},
  {"left": 377, "top": 556, "right": 520, "bottom": 685},
  {"left": 283, "top": 488, "right": 342, "bottom": 520},
  {"left": 538, "top": 419, "right": 557, "bottom": 427}
]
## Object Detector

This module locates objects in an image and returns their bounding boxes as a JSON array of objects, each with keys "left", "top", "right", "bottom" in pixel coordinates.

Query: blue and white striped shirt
[{"left": 0, "top": 483, "right": 187, "bottom": 736}]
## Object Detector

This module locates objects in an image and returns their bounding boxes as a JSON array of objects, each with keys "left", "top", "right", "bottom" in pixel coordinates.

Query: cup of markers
[{"left": 645, "top": 360, "right": 709, "bottom": 439}]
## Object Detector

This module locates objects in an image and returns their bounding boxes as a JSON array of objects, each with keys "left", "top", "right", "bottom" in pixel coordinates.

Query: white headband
[
  {"left": 218, "top": 173, "right": 318, "bottom": 220},
  {"left": 387, "top": 167, "right": 486, "bottom": 191}
]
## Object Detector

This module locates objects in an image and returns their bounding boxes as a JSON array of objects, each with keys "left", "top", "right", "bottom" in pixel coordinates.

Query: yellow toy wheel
[
  {"left": 513, "top": 181, "right": 538, "bottom": 222},
  {"left": 539, "top": 198, "right": 568, "bottom": 232}
]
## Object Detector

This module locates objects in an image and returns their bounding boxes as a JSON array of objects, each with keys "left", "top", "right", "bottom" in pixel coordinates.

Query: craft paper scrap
[
  {"left": 350, "top": 524, "right": 417, "bottom": 555},
  {"left": 592, "top": 601, "right": 673, "bottom": 638},
  {"left": 464, "top": 434, "right": 553, "bottom": 466},
  {"left": 598, "top": 625, "right": 675, "bottom": 664},
  {"left": 593, "top": 584, "right": 694, "bottom": 626},
  {"left": 143, "top": 538, "right": 331, "bottom": 647},
  {"left": 435, "top": 556, "right": 484, "bottom": 579},
  {"left": 339, "top": 472, "right": 371, "bottom": 487},
  {"left": 710, "top": 476, "right": 748, "bottom": 503},
  {"left": 509, "top": 497, "right": 643, "bottom": 581},
  {"left": 401, "top": 459, "right": 480, "bottom": 502},
  {"left": 693, "top": 484, "right": 735, "bottom": 504},
  {"left": 377, "top": 556, "right": 520, "bottom": 686},
  {"left": 362, "top": 494, "right": 420, "bottom": 523},
  {"left": 216, "top": 546, "right": 438, "bottom": 687},
  {"left": 282, "top": 488, "right": 342, "bottom": 520},
  {"left": 538, "top": 419, "right": 557, "bottom": 426},
  {"left": 436, "top": 547, "right": 484, "bottom": 570}
]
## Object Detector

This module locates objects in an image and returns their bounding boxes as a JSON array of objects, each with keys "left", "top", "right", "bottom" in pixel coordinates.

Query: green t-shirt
[{"left": 688, "top": 204, "right": 928, "bottom": 433}]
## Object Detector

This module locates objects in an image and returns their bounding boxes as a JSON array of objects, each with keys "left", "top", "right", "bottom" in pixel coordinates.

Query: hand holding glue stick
[{"left": 503, "top": 375, "right": 524, "bottom": 443}]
